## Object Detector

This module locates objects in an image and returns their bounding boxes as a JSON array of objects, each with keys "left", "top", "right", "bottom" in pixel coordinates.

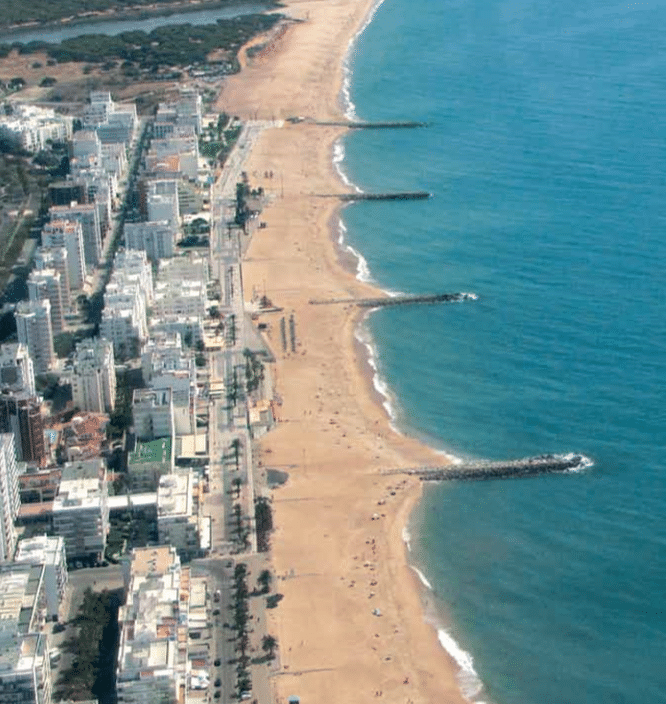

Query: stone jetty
[
  {"left": 309, "top": 292, "right": 478, "bottom": 307},
  {"left": 383, "top": 453, "right": 593, "bottom": 481}
]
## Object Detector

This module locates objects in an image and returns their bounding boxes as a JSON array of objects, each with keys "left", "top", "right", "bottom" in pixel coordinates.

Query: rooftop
[{"left": 129, "top": 437, "right": 172, "bottom": 466}]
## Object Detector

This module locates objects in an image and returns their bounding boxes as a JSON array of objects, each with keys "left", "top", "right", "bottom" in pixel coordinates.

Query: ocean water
[{"left": 338, "top": 1, "right": 666, "bottom": 703}]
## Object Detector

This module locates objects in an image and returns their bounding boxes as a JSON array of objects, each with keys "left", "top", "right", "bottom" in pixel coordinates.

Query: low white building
[
  {"left": 0, "top": 104, "right": 73, "bottom": 153},
  {"left": 15, "top": 535, "right": 67, "bottom": 621}
]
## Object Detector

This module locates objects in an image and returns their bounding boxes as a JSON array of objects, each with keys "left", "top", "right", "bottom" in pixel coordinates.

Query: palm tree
[
  {"left": 257, "top": 569, "right": 272, "bottom": 595},
  {"left": 261, "top": 634, "right": 278, "bottom": 659}
]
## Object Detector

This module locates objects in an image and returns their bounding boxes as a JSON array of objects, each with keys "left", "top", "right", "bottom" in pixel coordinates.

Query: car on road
[{"left": 214, "top": 659, "right": 221, "bottom": 666}]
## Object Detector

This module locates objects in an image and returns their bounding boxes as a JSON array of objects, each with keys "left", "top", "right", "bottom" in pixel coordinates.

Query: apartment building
[
  {"left": 0, "top": 434, "right": 19, "bottom": 562},
  {"left": 71, "top": 338, "right": 116, "bottom": 414},
  {"left": 0, "top": 392, "right": 45, "bottom": 465},
  {"left": 0, "top": 343, "right": 35, "bottom": 395},
  {"left": 15, "top": 299, "right": 54, "bottom": 374},
  {"left": 41, "top": 220, "right": 87, "bottom": 291},
  {"left": 51, "top": 459, "right": 109, "bottom": 564},
  {"left": 15, "top": 535, "right": 68, "bottom": 621},
  {"left": 27, "top": 269, "right": 64, "bottom": 335},
  {"left": 124, "top": 221, "right": 176, "bottom": 261}
]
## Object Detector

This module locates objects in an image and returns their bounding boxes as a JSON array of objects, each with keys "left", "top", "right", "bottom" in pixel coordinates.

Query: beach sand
[{"left": 217, "top": 1, "right": 467, "bottom": 702}]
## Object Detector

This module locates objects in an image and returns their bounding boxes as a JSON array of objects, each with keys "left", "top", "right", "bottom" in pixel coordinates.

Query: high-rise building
[
  {"left": 15, "top": 535, "right": 68, "bottom": 622},
  {"left": 49, "top": 203, "right": 102, "bottom": 268},
  {"left": 71, "top": 338, "right": 116, "bottom": 414},
  {"left": 51, "top": 459, "right": 108, "bottom": 564},
  {"left": 116, "top": 546, "right": 189, "bottom": 704},
  {"left": 132, "top": 388, "right": 174, "bottom": 441},
  {"left": 42, "top": 220, "right": 87, "bottom": 290},
  {"left": 15, "top": 299, "right": 54, "bottom": 374},
  {"left": 34, "top": 246, "right": 71, "bottom": 312},
  {"left": 0, "top": 433, "right": 19, "bottom": 561},
  {"left": 0, "top": 563, "right": 53, "bottom": 704},
  {"left": 27, "top": 268, "right": 64, "bottom": 334},
  {"left": 0, "top": 392, "right": 45, "bottom": 465},
  {"left": 0, "top": 343, "right": 35, "bottom": 395},
  {"left": 124, "top": 220, "right": 175, "bottom": 261}
]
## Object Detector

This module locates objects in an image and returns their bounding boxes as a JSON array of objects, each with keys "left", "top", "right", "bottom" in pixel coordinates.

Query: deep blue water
[{"left": 340, "top": 1, "right": 666, "bottom": 703}]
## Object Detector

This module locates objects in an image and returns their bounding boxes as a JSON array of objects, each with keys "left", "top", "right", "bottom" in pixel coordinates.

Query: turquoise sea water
[{"left": 339, "top": 1, "right": 666, "bottom": 703}]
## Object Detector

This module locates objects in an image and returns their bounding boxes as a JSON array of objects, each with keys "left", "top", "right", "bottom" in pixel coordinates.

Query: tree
[
  {"left": 261, "top": 634, "right": 278, "bottom": 659},
  {"left": 256, "top": 569, "right": 272, "bottom": 594}
]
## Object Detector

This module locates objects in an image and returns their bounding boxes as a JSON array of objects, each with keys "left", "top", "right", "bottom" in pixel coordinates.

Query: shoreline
[{"left": 218, "top": 1, "right": 470, "bottom": 702}]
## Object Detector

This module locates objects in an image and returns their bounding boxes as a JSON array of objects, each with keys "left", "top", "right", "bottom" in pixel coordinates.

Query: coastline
[{"left": 218, "top": 1, "right": 469, "bottom": 702}]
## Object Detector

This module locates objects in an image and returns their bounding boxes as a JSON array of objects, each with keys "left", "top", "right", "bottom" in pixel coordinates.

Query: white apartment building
[
  {"left": 116, "top": 546, "right": 188, "bottom": 704},
  {"left": 83, "top": 91, "right": 137, "bottom": 145},
  {"left": 41, "top": 220, "right": 87, "bottom": 290},
  {"left": 71, "top": 338, "right": 116, "bottom": 414},
  {"left": 132, "top": 389, "right": 174, "bottom": 441},
  {"left": 154, "top": 89, "right": 202, "bottom": 136},
  {"left": 0, "top": 434, "right": 19, "bottom": 562},
  {"left": 0, "top": 103, "right": 72, "bottom": 153},
  {"left": 141, "top": 332, "right": 182, "bottom": 381},
  {"left": 71, "top": 129, "right": 101, "bottom": 161},
  {"left": 153, "top": 280, "right": 207, "bottom": 319},
  {"left": 157, "top": 470, "right": 203, "bottom": 559},
  {"left": 49, "top": 203, "right": 102, "bottom": 268},
  {"left": 99, "top": 308, "right": 143, "bottom": 359},
  {"left": 150, "top": 315, "right": 204, "bottom": 347},
  {"left": 51, "top": 459, "right": 109, "bottom": 563},
  {"left": 158, "top": 253, "right": 209, "bottom": 284},
  {"left": 124, "top": 221, "right": 176, "bottom": 261},
  {"left": 15, "top": 299, "right": 54, "bottom": 374},
  {"left": 100, "top": 249, "right": 153, "bottom": 357},
  {"left": 27, "top": 268, "right": 64, "bottom": 335},
  {"left": 0, "top": 564, "right": 52, "bottom": 704},
  {"left": 147, "top": 193, "right": 180, "bottom": 230},
  {"left": 15, "top": 535, "right": 67, "bottom": 621},
  {"left": 0, "top": 343, "right": 35, "bottom": 395},
  {"left": 34, "top": 246, "right": 71, "bottom": 312},
  {"left": 113, "top": 249, "right": 154, "bottom": 304}
]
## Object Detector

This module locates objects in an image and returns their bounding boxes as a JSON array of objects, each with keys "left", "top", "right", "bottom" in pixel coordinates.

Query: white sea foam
[
  {"left": 354, "top": 324, "right": 398, "bottom": 426},
  {"left": 437, "top": 628, "right": 485, "bottom": 701},
  {"left": 410, "top": 565, "right": 433, "bottom": 590},
  {"left": 401, "top": 526, "right": 411, "bottom": 551},
  {"left": 332, "top": 139, "right": 361, "bottom": 192},
  {"left": 337, "top": 217, "right": 373, "bottom": 282},
  {"left": 340, "top": 0, "right": 387, "bottom": 120}
]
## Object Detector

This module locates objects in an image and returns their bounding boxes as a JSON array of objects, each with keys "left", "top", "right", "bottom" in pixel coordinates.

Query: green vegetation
[
  {"left": 0, "top": 0, "right": 280, "bottom": 30},
  {"left": 243, "top": 347, "right": 264, "bottom": 393},
  {"left": 106, "top": 510, "right": 157, "bottom": 561},
  {"left": 255, "top": 496, "right": 272, "bottom": 552},
  {"left": 10, "top": 15, "right": 282, "bottom": 78},
  {"left": 107, "top": 369, "right": 139, "bottom": 439},
  {"left": 56, "top": 588, "right": 119, "bottom": 702}
]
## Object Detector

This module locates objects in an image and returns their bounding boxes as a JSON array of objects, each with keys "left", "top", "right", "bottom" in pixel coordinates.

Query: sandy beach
[{"left": 218, "top": 1, "right": 467, "bottom": 702}]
